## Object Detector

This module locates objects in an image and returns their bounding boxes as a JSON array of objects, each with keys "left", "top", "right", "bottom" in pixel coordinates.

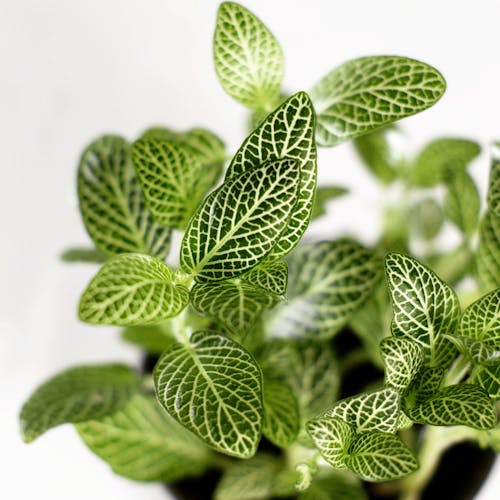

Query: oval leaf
[
  {"left": 242, "top": 260, "right": 288, "bottom": 296},
  {"left": 471, "top": 360, "right": 500, "bottom": 400}
]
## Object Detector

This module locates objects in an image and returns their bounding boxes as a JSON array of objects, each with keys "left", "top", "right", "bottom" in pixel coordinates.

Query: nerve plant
[{"left": 20, "top": 2, "right": 500, "bottom": 499}]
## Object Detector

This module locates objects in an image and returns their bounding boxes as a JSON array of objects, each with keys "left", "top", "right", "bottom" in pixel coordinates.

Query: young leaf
[
  {"left": 488, "top": 142, "right": 500, "bottom": 215},
  {"left": 60, "top": 247, "right": 106, "bottom": 264},
  {"left": 242, "top": 260, "right": 288, "bottom": 295},
  {"left": 446, "top": 336, "right": 496, "bottom": 365},
  {"left": 476, "top": 211, "right": 500, "bottom": 289},
  {"left": 266, "top": 240, "right": 382, "bottom": 339},
  {"left": 262, "top": 379, "right": 300, "bottom": 447},
  {"left": 76, "top": 394, "right": 210, "bottom": 481},
  {"left": 345, "top": 432, "right": 418, "bottom": 482},
  {"left": 406, "top": 384, "right": 496, "bottom": 430},
  {"left": 322, "top": 388, "right": 400, "bottom": 434},
  {"left": 306, "top": 416, "right": 355, "bottom": 468},
  {"left": 444, "top": 170, "right": 480, "bottom": 237},
  {"left": 78, "top": 135, "right": 171, "bottom": 258},
  {"left": 410, "top": 138, "right": 480, "bottom": 187},
  {"left": 385, "top": 253, "right": 460, "bottom": 366},
  {"left": 131, "top": 139, "right": 203, "bottom": 228},
  {"left": 298, "top": 469, "right": 367, "bottom": 500},
  {"left": 181, "top": 159, "right": 299, "bottom": 281},
  {"left": 380, "top": 337, "right": 424, "bottom": 391},
  {"left": 121, "top": 324, "right": 176, "bottom": 354},
  {"left": 403, "top": 366, "right": 444, "bottom": 407},
  {"left": 471, "top": 360, "right": 500, "bottom": 400},
  {"left": 310, "top": 56, "right": 446, "bottom": 147},
  {"left": 226, "top": 92, "right": 317, "bottom": 260},
  {"left": 191, "top": 280, "right": 277, "bottom": 336},
  {"left": 213, "top": 2, "right": 284, "bottom": 110},
  {"left": 154, "top": 330, "right": 263, "bottom": 458},
  {"left": 310, "top": 186, "right": 348, "bottom": 221},
  {"left": 20, "top": 364, "right": 139, "bottom": 442},
  {"left": 79, "top": 254, "right": 189, "bottom": 326}
]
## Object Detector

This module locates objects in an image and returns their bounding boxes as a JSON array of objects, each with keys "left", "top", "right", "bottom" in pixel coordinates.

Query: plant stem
[{"left": 444, "top": 354, "right": 470, "bottom": 386}]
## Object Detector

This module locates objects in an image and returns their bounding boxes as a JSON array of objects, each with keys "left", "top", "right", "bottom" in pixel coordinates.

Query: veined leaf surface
[
  {"left": 20, "top": 364, "right": 139, "bottom": 442},
  {"left": 181, "top": 159, "right": 299, "bottom": 281},
  {"left": 77, "top": 394, "right": 210, "bottom": 481},
  {"left": 214, "top": 2, "right": 284, "bottom": 110},
  {"left": 310, "top": 56, "right": 445, "bottom": 147},
  {"left": 477, "top": 212, "right": 500, "bottom": 290},
  {"left": 489, "top": 143, "right": 500, "bottom": 215},
  {"left": 404, "top": 366, "right": 444, "bottom": 407},
  {"left": 154, "top": 330, "right": 263, "bottom": 458},
  {"left": 78, "top": 135, "right": 171, "bottom": 258},
  {"left": 79, "top": 254, "right": 189, "bottom": 326},
  {"left": 471, "top": 360, "right": 500, "bottom": 400},
  {"left": 242, "top": 260, "right": 288, "bottom": 295}
]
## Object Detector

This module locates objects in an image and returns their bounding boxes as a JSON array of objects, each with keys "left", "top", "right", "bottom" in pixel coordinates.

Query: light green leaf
[
  {"left": 410, "top": 138, "right": 480, "bottom": 187},
  {"left": 408, "top": 198, "right": 444, "bottom": 241},
  {"left": 121, "top": 324, "right": 176, "bottom": 354},
  {"left": 242, "top": 260, "right": 288, "bottom": 296},
  {"left": 306, "top": 416, "right": 354, "bottom": 468},
  {"left": 322, "top": 388, "right": 400, "bottom": 434},
  {"left": 310, "top": 56, "right": 445, "bottom": 147},
  {"left": 226, "top": 92, "right": 317, "bottom": 260},
  {"left": 191, "top": 280, "right": 277, "bottom": 336},
  {"left": 60, "top": 247, "right": 106, "bottom": 264},
  {"left": 380, "top": 337, "right": 424, "bottom": 391},
  {"left": 385, "top": 253, "right": 460, "bottom": 366},
  {"left": 406, "top": 384, "right": 496, "bottom": 429},
  {"left": 425, "top": 244, "right": 473, "bottom": 285},
  {"left": 445, "top": 336, "right": 496, "bottom": 365},
  {"left": 154, "top": 330, "right": 263, "bottom": 458},
  {"left": 267, "top": 241, "right": 382, "bottom": 339},
  {"left": 299, "top": 469, "right": 367, "bottom": 500},
  {"left": 79, "top": 254, "right": 189, "bottom": 326},
  {"left": 488, "top": 143, "right": 500, "bottom": 215},
  {"left": 345, "top": 432, "right": 418, "bottom": 482},
  {"left": 310, "top": 186, "right": 349, "bottom": 220},
  {"left": 181, "top": 159, "right": 299, "bottom": 281},
  {"left": 403, "top": 366, "right": 444, "bottom": 407},
  {"left": 471, "top": 360, "right": 500, "bottom": 400},
  {"left": 20, "top": 364, "right": 139, "bottom": 442},
  {"left": 214, "top": 2, "right": 284, "bottom": 110},
  {"left": 444, "top": 170, "right": 480, "bottom": 237},
  {"left": 76, "top": 394, "right": 210, "bottom": 481},
  {"left": 78, "top": 135, "right": 171, "bottom": 258},
  {"left": 477, "top": 211, "right": 500, "bottom": 290},
  {"left": 262, "top": 379, "right": 300, "bottom": 447},
  {"left": 397, "top": 411, "right": 414, "bottom": 430}
]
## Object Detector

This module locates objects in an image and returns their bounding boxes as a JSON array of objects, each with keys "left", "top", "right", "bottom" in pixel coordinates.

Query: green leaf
[
  {"left": 76, "top": 394, "right": 210, "bottom": 481},
  {"left": 121, "top": 324, "right": 176, "bottom": 354},
  {"left": 488, "top": 143, "right": 500, "bottom": 215},
  {"left": 444, "top": 170, "right": 480, "bottom": 237},
  {"left": 345, "top": 432, "right": 418, "bottom": 482},
  {"left": 226, "top": 92, "right": 317, "bottom": 260},
  {"left": 78, "top": 135, "right": 171, "bottom": 258},
  {"left": 385, "top": 253, "right": 460, "bottom": 366},
  {"left": 405, "top": 384, "right": 496, "bottom": 430},
  {"left": 310, "top": 186, "right": 349, "bottom": 221},
  {"left": 380, "top": 337, "right": 424, "bottom": 391},
  {"left": 267, "top": 241, "right": 382, "bottom": 339},
  {"left": 181, "top": 158, "right": 299, "bottom": 281},
  {"left": 242, "top": 260, "right": 288, "bottom": 295},
  {"left": 299, "top": 469, "right": 367, "bottom": 500},
  {"left": 78, "top": 254, "right": 189, "bottom": 326},
  {"left": 214, "top": 2, "right": 284, "bottom": 110},
  {"left": 191, "top": 280, "right": 277, "bottom": 337},
  {"left": 446, "top": 336, "right": 496, "bottom": 365},
  {"left": 60, "top": 247, "right": 106, "bottom": 264},
  {"left": 154, "top": 330, "right": 263, "bottom": 458},
  {"left": 425, "top": 244, "right": 473, "bottom": 285},
  {"left": 471, "top": 360, "right": 500, "bottom": 400},
  {"left": 410, "top": 138, "right": 480, "bottom": 187},
  {"left": 477, "top": 211, "right": 500, "bottom": 289},
  {"left": 306, "top": 416, "right": 355, "bottom": 468},
  {"left": 408, "top": 198, "right": 444, "bottom": 241},
  {"left": 262, "top": 379, "right": 300, "bottom": 447},
  {"left": 310, "top": 56, "right": 445, "bottom": 147},
  {"left": 403, "top": 366, "right": 444, "bottom": 407},
  {"left": 20, "top": 364, "right": 139, "bottom": 442},
  {"left": 322, "top": 388, "right": 400, "bottom": 434}
]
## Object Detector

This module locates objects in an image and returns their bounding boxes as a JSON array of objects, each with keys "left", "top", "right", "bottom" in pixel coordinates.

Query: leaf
[
  {"left": 76, "top": 394, "right": 210, "bottom": 481},
  {"left": 310, "top": 186, "right": 349, "bottom": 221},
  {"left": 262, "top": 379, "right": 300, "bottom": 447},
  {"left": 444, "top": 170, "right": 480, "bottom": 237},
  {"left": 345, "top": 432, "right": 418, "bottom": 482},
  {"left": 425, "top": 244, "right": 473, "bottom": 285},
  {"left": 242, "top": 260, "right": 288, "bottom": 295},
  {"left": 385, "top": 253, "right": 460, "bottom": 366},
  {"left": 306, "top": 416, "right": 354, "bottom": 468},
  {"left": 213, "top": 2, "right": 284, "bottom": 110},
  {"left": 226, "top": 92, "right": 317, "bottom": 260},
  {"left": 191, "top": 280, "right": 277, "bottom": 336},
  {"left": 446, "top": 336, "right": 497, "bottom": 365},
  {"left": 488, "top": 142, "right": 500, "bottom": 215},
  {"left": 408, "top": 198, "right": 444, "bottom": 241},
  {"left": 78, "top": 135, "right": 171, "bottom": 258},
  {"left": 298, "top": 469, "right": 367, "bottom": 500},
  {"left": 78, "top": 254, "right": 190, "bottom": 326},
  {"left": 154, "top": 330, "right": 263, "bottom": 458},
  {"left": 181, "top": 158, "right": 300, "bottom": 281},
  {"left": 310, "top": 56, "right": 445, "bottom": 147},
  {"left": 476, "top": 211, "right": 500, "bottom": 289},
  {"left": 410, "top": 138, "right": 480, "bottom": 187},
  {"left": 471, "top": 360, "right": 500, "bottom": 400},
  {"left": 322, "top": 388, "right": 400, "bottom": 434},
  {"left": 405, "top": 384, "right": 496, "bottom": 430},
  {"left": 380, "top": 337, "right": 424, "bottom": 391},
  {"left": 266, "top": 240, "right": 382, "bottom": 339},
  {"left": 60, "top": 247, "right": 106, "bottom": 264},
  {"left": 20, "top": 364, "right": 139, "bottom": 442},
  {"left": 121, "top": 324, "right": 176, "bottom": 354},
  {"left": 403, "top": 366, "right": 444, "bottom": 407}
]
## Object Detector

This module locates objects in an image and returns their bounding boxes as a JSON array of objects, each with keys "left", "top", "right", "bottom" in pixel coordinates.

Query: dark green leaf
[
  {"left": 471, "top": 360, "right": 500, "bottom": 400},
  {"left": 488, "top": 142, "right": 500, "bottom": 215},
  {"left": 242, "top": 260, "right": 288, "bottom": 296}
]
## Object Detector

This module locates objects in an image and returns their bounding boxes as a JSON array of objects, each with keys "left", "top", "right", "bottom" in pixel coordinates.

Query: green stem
[{"left": 444, "top": 354, "right": 470, "bottom": 386}]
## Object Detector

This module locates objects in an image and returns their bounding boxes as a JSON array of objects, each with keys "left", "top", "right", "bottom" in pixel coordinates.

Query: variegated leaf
[
  {"left": 242, "top": 260, "right": 288, "bottom": 295},
  {"left": 403, "top": 366, "right": 444, "bottom": 408},
  {"left": 489, "top": 142, "right": 500, "bottom": 215},
  {"left": 471, "top": 360, "right": 500, "bottom": 400},
  {"left": 477, "top": 211, "right": 500, "bottom": 290}
]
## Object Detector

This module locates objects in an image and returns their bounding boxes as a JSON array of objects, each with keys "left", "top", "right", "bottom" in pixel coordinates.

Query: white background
[{"left": 1, "top": 0, "right": 499, "bottom": 498}]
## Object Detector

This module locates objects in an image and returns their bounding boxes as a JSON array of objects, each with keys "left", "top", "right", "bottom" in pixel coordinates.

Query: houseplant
[{"left": 20, "top": 2, "right": 499, "bottom": 499}]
